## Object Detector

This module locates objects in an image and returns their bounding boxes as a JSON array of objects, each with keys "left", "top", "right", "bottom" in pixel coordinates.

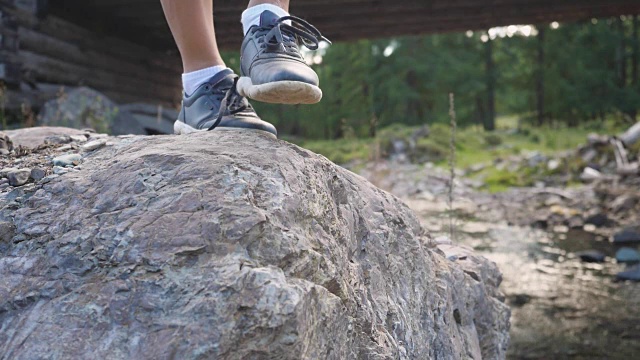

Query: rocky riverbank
[{"left": 355, "top": 159, "right": 640, "bottom": 359}]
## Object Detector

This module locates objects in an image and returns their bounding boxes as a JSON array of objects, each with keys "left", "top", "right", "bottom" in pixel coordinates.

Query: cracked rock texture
[{"left": 0, "top": 130, "right": 509, "bottom": 359}]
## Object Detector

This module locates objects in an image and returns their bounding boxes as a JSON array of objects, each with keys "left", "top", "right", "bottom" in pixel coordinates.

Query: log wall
[
  {"left": 0, "top": 0, "right": 182, "bottom": 112},
  {"left": 52, "top": 0, "right": 640, "bottom": 51},
  {"left": 2, "top": 0, "right": 640, "bottom": 113}
]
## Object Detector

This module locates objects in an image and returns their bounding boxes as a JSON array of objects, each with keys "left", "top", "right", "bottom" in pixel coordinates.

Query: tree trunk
[
  {"left": 484, "top": 35, "right": 496, "bottom": 131},
  {"left": 634, "top": 16, "right": 639, "bottom": 85},
  {"left": 536, "top": 26, "right": 546, "bottom": 126},
  {"left": 476, "top": 95, "right": 486, "bottom": 127},
  {"left": 619, "top": 17, "right": 627, "bottom": 89},
  {"left": 632, "top": 15, "right": 638, "bottom": 120}
]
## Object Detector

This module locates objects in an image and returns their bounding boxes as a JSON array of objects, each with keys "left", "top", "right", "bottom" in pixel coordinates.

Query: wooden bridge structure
[{"left": 1, "top": 0, "right": 640, "bottom": 110}]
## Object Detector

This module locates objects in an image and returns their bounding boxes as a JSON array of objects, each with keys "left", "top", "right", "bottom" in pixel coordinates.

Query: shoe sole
[
  {"left": 237, "top": 77, "right": 322, "bottom": 105},
  {"left": 173, "top": 120, "right": 277, "bottom": 138}
]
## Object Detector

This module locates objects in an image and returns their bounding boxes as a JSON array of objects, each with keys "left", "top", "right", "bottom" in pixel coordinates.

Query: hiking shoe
[
  {"left": 174, "top": 69, "right": 277, "bottom": 137},
  {"left": 238, "top": 10, "right": 330, "bottom": 105}
]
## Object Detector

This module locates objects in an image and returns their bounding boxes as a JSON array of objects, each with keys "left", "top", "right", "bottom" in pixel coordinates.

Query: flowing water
[
  {"left": 461, "top": 227, "right": 640, "bottom": 359},
  {"left": 358, "top": 162, "right": 640, "bottom": 359}
]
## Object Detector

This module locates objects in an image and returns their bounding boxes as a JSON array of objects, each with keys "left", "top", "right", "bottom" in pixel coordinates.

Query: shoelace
[
  {"left": 207, "top": 77, "right": 249, "bottom": 131},
  {"left": 258, "top": 15, "right": 331, "bottom": 53}
]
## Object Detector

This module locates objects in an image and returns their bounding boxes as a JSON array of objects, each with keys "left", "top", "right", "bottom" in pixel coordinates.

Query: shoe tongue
[
  {"left": 259, "top": 10, "right": 281, "bottom": 27},
  {"left": 207, "top": 68, "right": 234, "bottom": 87}
]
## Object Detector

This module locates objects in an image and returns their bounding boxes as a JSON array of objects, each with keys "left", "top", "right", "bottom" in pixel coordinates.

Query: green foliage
[
  {"left": 409, "top": 138, "right": 447, "bottom": 163},
  {"left": 295, "top": 137, "right": 372, "bottom": 165},
  {"left": 484, "top": 133, "right": 503, "bottom": 147},
  {"left": 225, "top": 17, "right": 639, "bottom": 141},
  {"left": 482, "top": 168, "right": 531, "bottom": 192}
]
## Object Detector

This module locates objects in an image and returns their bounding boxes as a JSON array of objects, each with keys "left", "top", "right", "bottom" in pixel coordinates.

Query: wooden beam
[{"left": 77, "top": 0, "right": 640, "bottom": 50}]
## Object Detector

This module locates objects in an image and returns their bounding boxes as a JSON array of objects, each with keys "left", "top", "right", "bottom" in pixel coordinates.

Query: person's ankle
[
  {"left": 182, "top": 65, "right": 229, "bottom": 96},
  {"left": 241, "top": 4, "right": 289, "bottom": 35}
]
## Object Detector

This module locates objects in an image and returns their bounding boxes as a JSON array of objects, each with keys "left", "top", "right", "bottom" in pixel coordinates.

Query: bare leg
[
  {"left": 247, "top": 0, "right": 290, "bottom": 11},
  {"left": 160, "top": 0, "right": 224, "bottom": 73}
]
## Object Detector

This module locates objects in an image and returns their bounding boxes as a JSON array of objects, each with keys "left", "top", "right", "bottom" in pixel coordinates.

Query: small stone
[
  {"left": 7, "top": 168, "right": 31, "bottom": 187},
  {"left": 0, "top": 178, "right": 7, "bottom": 185},
  {"left": 565, "top": 215, "right": 584, "bottom": 229},
  {"left": 0, "top": 183, "right": 10, "bottom": 190},
  {"left": 434, "top": 235, "right": 452, "bottom": 245},
  {"left": 587, "top": 133, "right": 609, "bottom": 146},
  {"left": 70, "top": 135, "right": 88, "bottom": 143},
  {"left": 583, "top": 224, "right": 597, "bottom": 232},
  {"left": 509, "top": 294, "right": 532, "bottom": 307},
  {"left": 44, "top": 135, "right": 72, "bottom": 145},
  {"left": 531, "top": 218, "right": 548, "bottom": 229},
  {"left": 53, "top": 166, "right": 69, "bottom": 175},
  {"left": 526, "top": 151, "right": 547, "bottom": 167},
  {"left": 581, "top": 148, "right": 598, "bottom": 163},
  {"left": 81, "top": 139, "right": 107, "bottom": 152},
  {"left": 0, "top": 149, "right": 9, "bottom": 156},
  {"left": 0, "top": 133, "right": 14, "bottom": 152},
  {"left": 615, "top": 247, "right": 640, "bottom": 264},
  {"left": 613, "top": 227, "right": 640, "bottom": 243},
  {"left": 576, "top": 250, "right": 606, "bottom": 263},
  {"left": 52, "top": 153, "right": 82, "bottom": 167},
  {"left": 1, "top": 167, "right": 18, "bottom": 178},
  {"left": 616, "top": 264, "right": 640, "bottom": 281},
  {"left": 610, "top": 194, "right": 638, "bottom": 213},
  {"left": 547, "top": 159, "right": 560, "bottom": 171},
  {"left": 56, "top": 144, "right": 73, "bottom": 152},
  {"left": 580, "top": 167, "right": 602, "bottom": 181},
  {"left": 30, "top": 168, "right": 46, "bottom": 182},
  {"left": 553, "top": 225, "right": 569, "bottom": 233},
  {"left": 550, "top": 205, "right": 579, "bottom": 217},
  {"left": 544, "top": 196, "right": 563, "bottom": 206},
  {"left": 585, "top": 213, "right": 612, "bottom": 227},
  {"left": 88, "top": 133, "right": 109, "bottom": 140}
]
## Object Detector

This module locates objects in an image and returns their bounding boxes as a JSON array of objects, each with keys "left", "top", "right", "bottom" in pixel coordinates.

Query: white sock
[
  {"left": 182, "top": 65, "right": 228, "bottom": 96},
  {"left": 241, "top": 4, "right": 290, "bottom": 35}
]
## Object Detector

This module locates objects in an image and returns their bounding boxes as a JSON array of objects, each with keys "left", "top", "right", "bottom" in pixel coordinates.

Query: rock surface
[
  {"left": 0, "top": 131, "right": 509, "bottom": 359},
  {"left": 2, "top": 127, "right": 89, "bottom": 149}
]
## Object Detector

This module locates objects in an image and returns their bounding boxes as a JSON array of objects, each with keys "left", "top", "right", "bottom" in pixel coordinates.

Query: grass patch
[
  {"left": 292, "top": 116, "right": 628, "bottom": 191},
  {"left": 296, "top": 137, "right": 372, "bottom": 165}
]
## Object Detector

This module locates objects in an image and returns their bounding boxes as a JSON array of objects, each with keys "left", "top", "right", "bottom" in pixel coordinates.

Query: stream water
[
  {"left": 460, "top": 227, "right": 640, "bottom": 359},
  {"left": 358, "top": 162, "right": 640, "bottom": 359}
]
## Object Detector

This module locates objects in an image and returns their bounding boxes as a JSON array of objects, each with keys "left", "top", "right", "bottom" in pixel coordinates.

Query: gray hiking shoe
[
  {"left": 238, "top": 10, "right": 330, "bottom": 105},
  {"left": 174, "top": 69, "right": 277, "bottom": 137}
]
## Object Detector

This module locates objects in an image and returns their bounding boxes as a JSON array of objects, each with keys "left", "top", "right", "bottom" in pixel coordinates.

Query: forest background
[{"left": 220, "top": 17, "right": 640, "bottom": 142}]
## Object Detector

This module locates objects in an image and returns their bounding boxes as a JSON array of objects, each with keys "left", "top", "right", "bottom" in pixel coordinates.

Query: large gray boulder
[
  {"left": 0, "top": 130, "right": 509, "bottom": 359},
  {"left": 38, "top": 87, "right": 146, "bottom": 135}
]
